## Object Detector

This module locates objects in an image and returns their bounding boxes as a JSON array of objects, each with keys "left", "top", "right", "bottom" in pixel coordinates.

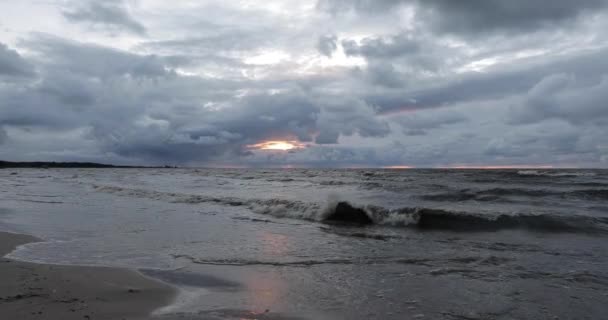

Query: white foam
[
  {"left": 152, "top": 286, "right": 212, "bottom": 316},
  {"left": 517, "top": 170, "right": 596, "bottom": 177}
]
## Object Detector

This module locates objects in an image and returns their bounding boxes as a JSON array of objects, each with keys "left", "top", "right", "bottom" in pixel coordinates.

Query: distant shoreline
[
  {"left": 0, "top": 161, "right": 176, "bottom": 169},
  {"left": 1, "top": 160, "right": 600, "bottom": 170}
]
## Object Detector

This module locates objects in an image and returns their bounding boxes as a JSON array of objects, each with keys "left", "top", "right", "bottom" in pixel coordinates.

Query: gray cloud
[
  {"left": 1, "top": 1, "right": 607, "bottom": 167},
  {"left": 318, "top": 0, "right": 608, "bottom": 34},
  {"left": 480, "top": 120, "right": 606, "bottom": 165},
  {"left": 1, "top": 34, "right": 394, "bottom": 164},
  {"left": 341, "top": 33, "right": 445, "bottom": 76},
  {"left": 342, "top": 34, "right": 420, "bottom": 59},
  {"left": 0, "top": 43, "right": 35, "bottom": 77},
  {"left": 509, "top": 74, "right": 608, "bottom": 125},
  {"left": 88, "top": 90, "right": 321, "bottom": 163},
  {"left": 419, "top": 0, "right": 608, "bottom": 34},
  {"left": 24, "top": 34, "right": 172, "bottom": 79},
  {"left": 0, "top": 126, "right": 7, "bottom": 144},
  {"left": 317, "top": 35, "right": 338, "bottom": 57},
  {"left": 62, "top": 0, "right": 146, "bottom": 35},
  {"left": 142, "top": 31, "right": 270, "bottom": 55},
  {"left": 396, "top": 110, "right": 467, "bottom": 136},
  {"left": 315, "top": 96, "right": 391, "bottom": 145},
  {"left": 364, "top": 46, "right": 608, "bottom": 113}
]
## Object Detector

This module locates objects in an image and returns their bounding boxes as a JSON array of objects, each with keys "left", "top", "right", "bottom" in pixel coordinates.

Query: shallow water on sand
[{"left": 1, "top": 168, "right": 608, "bottom": 319}]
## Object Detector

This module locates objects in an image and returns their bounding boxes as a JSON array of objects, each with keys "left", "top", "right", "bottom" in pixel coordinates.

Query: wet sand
[{"left": 0, "top": 231, "right": 175, "bottom": 320}]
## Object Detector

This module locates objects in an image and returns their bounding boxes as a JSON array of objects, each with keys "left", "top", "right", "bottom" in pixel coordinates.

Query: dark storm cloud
[
  {"left": 2, "top": 1, "right": 607, "bottom": 167},
  {"left": 420, "top": 0, "right": 608, "bottom": 34},
  {"left": 361, "top": 62, "right": 406, "bottom": 89},
  {"left": 62, "top": 0, "right": 146, "bottom": 35},
  {"left": 396, "top": 111, "right": 467, "bottom": 136},
  {"left": 365, "top": 46, "right": 608, "bottom": 113},
  {"left": 88, "top": 91, "right": 321, "bottom": 163},
  {"left": 0, "top": 126, "right": 7, "bottom": 144},
  {"left": 318, "top": 0, "right": 608, "bottom": 34},
  {"left": 341, "top": 33, "right": 444, "bottom": 75},
  {"left": 0, "top": 43, "right": 35, "bottom": 77},
  {"left": 218, "top": 92, "right": 319, "bottom": 142},
  {"left": 341, "top": 34, "right": 442, "bottom": 90},
  {"left": 0, "top": 34, "right": 183, "bottom": 130},
  {"left": 89, "top": 124, "right": 247, "bottom": 164},
  {"left": 0, "top": 36, "right": 224, "bottom": 162},
  {"left": 316, "top": 98, "right": 390, "bottom": 144},
  {"left": 483, "top": 121, "right": 588, "bottom": 159},
  {"left": 316, "top": 0, "right": 399, "bottom": 14},
  {"left": 25, "top": 34, "right": 173, "bottom": 79},
  {"left": 509, "top": 74, "right": 608, "bottom": 125},
  {"left": 342, "top": 34, "right": 420, "bottom": 58},
  {"left": 2, "top": 34, "right": 393, "bottom": 164}
]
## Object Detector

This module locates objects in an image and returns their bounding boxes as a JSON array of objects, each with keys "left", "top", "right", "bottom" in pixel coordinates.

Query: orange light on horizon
[
  {"left": 248, "top": 140, "right": 306, "bottom": 151},
  {"left": 445, "top": 165, "right": 555, "bottom": 169},
  {"left": 384, "top": 165, "right": 415, "bottom": 169}
]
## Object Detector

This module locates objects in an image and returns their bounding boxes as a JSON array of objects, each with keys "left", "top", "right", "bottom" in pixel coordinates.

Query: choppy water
[{"left": 1, "top": 168, "right": 607, "bottom": 319}]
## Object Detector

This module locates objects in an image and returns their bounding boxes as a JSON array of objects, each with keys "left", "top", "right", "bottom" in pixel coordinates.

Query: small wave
[
  {"left": 319, "top": 226, "right": 402, "bottom": 241},
  {"left": 171, "top": 254, "right": 431, "bottom": 267},
  {"left": 421, "top": 187, "right": 554, "bottom": 202},
  {"left": 319, "top": 180, "right": 348, "bottom": 186},
  {"left": 410, "top": 209, "right": 607, "bottom": 234},
  {"left": 15, "top": 199, "right": 64, "bottom": 204},
  {"left": 16, "top": 194, "right": 61, "bottom": 198},
  {"left": 421, "top": 187, "right": 608, "bottom": 202},
  {"left": 93, "top": 184, "right": 607, "bottom": 234},
  {"left": 92, "top": 184, "right": 328, "bottom": 220},
  {"left": 576, "top": 182, "right": 608, "bottom": 187},
  {"left": 420, "top": 192, "right": 500, "bottom": 202},
  {"left": 266, "top": 178, "right": 296, "bottom": 182},
  {"left": 172, "top": 253, "right": 514, "bottom": 269},
  {"left": 515, "top": 270, "right": 608, "bottom": 286},
  {"left": 517, "top": 170, "right": 597, "bottom": 177},
  {"left": 231, "top": 217, "right": 275, "bottom": 224},
  {"left": 569, "top": 189, "right": 608, "bottom": 200}
]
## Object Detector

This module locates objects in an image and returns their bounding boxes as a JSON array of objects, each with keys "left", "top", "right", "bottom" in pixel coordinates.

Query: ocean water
[{"left": 1, "top": 168, "right": 607, "bottom": 319}]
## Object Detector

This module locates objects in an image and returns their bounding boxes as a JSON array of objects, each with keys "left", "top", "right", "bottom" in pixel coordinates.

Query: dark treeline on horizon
[{"left": 0, "top": 160, "right": 145, "bottom": 169}]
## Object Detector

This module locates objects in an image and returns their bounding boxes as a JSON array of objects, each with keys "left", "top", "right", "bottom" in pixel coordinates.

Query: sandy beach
[{"left": 0, "top": 231, "right": 175, "bottom": 320}]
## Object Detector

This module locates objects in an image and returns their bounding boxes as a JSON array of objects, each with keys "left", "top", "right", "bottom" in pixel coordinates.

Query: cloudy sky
[{"left": 1, "top": 0, "right": 608, "bottom": 167}]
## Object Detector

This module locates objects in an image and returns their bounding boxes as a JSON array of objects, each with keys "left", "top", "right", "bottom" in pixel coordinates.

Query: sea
[{"left": 1, "top": 168, "right": 607, "bottom": 319}]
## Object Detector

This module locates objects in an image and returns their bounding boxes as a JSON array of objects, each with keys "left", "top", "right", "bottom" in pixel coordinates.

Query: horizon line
[{"left": 1, "top": 160, "right": 602, "bottom": 170}]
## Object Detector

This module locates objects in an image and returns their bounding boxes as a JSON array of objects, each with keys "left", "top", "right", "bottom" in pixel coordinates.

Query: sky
[{"left": 1, "top": 0, "right": 608, "bottom": 168}]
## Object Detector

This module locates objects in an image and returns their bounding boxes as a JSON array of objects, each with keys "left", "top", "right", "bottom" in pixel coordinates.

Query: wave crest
[
  {"left": 517, "top": 170, "right": 597, "bottom": 177},
  {"left": 421, "top": 187, "right": 608, "bottom": 202},
  {"left": 92, "top": 184, "right": 607, "bottom": 234}
]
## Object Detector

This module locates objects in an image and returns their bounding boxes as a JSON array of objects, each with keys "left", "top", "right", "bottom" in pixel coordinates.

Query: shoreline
[{"left": 0, "top": 231, "right": 176, "bottom": 320}]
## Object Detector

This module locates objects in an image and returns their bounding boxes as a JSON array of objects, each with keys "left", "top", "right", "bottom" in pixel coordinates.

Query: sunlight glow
[
  {"left": 244, "top": 50, "right": 290, "bottom": 65},
  {"left": 445, "top": 165, "right": 555, "bottom": 169},
  {"left": 249, "top": 140, "right": 306, "bottom": 151}
]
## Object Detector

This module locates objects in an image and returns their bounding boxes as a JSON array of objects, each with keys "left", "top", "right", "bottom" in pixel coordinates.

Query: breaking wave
[
  {"left": 421, "top": 187, "right": 608, "bottom": 202},
  {"left": 410, "top": 209, "right": 608, "bottom": 234},
  {"left": 517, "top": 170, "right": 597, "bottom": 177},
  {"left": 171, "top": 254, "right": 431, "bottom": 267},
  {"left": 93, "top": 184, "right": 608, "bottom": 235}
]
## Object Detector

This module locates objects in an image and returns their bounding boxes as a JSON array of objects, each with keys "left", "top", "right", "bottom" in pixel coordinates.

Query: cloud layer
[
  {"left": 0, "top": 0, "right": 607, "bottom": 167},
  {"left": 62, "top": 0, "right": 147, "bottom": 35}
]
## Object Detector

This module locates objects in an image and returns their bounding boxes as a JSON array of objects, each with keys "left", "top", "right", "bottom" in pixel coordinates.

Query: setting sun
[{"left": 248, "top": 140, "right": 305, "bottom": 151}]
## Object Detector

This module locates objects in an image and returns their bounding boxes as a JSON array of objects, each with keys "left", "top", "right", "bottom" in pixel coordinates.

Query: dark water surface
[{"left": 1, "top": 168, "right": 607, "bottom": 319}]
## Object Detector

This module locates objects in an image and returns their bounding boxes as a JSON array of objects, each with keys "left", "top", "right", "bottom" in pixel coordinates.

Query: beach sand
[{"left": 0, "top": 231, "right": 175, "bottom": 320}]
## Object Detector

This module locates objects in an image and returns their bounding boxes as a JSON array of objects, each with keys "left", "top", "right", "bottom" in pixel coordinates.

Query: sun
[
  {"left": 249, "top": 140, "right": 305, "bottom": 151},
  {"left": 262, "top": 141, "right": 297, "bottom": 151}
]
